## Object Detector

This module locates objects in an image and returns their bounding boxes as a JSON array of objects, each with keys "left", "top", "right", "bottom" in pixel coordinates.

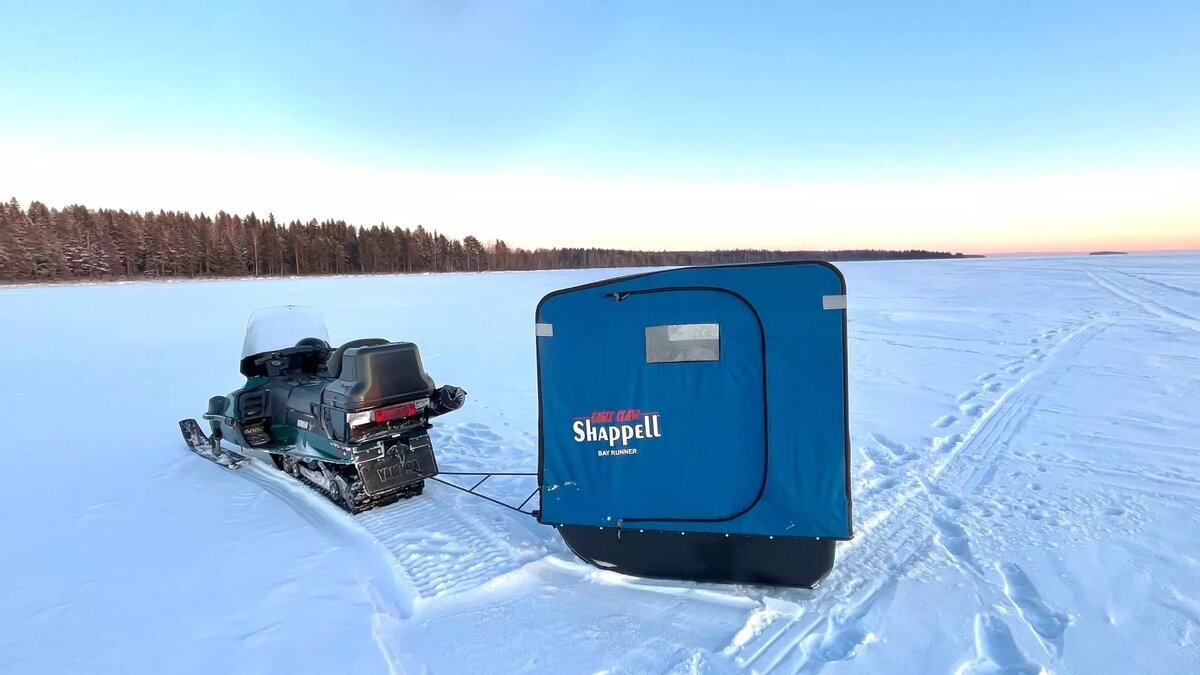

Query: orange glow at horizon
[{"left": 2, "top": 142, "right": 1197, "bottom": 256}]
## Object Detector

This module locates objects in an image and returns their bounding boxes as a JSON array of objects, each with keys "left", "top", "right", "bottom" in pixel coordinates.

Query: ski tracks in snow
[
  {"left": 1087, "top": 270, "right": 1200, "bottom": 334},
  {"left": 1110, "top": 269, "right": 1200, "bottom": 300},
  {"left": 722, "top": 315, "right": 1106, "bottom": 674}
]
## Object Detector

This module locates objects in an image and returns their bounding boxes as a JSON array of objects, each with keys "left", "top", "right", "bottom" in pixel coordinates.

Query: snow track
[
  {"left": 723, "top": 314, "right": 1107, "bottom": 673},
  {"left": 357, "top": 488, "right": 526, "bottom": 599},
  {"left": 241, "top": 458, "right": 530, "bottom": 601},
  {"left": 1088, "top": 270, "right": 1200, "bottom": 334},
  {"left": 1111, "top": 269, "right": 1200, "bottom": 299}
]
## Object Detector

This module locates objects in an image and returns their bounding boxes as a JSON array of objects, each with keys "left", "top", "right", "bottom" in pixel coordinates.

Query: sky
[{"left": 1, "top": 1, "right": 1197, "bottom": 254}]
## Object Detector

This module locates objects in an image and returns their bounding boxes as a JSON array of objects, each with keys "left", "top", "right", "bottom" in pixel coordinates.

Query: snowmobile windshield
[{"left": 241, "top": 305, "right": 330, "bottom": 359}]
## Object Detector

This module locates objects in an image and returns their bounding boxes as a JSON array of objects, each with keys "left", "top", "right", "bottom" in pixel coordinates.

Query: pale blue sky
[{"left": 1, "top": 1, "right": 1197, "bottom": 251}]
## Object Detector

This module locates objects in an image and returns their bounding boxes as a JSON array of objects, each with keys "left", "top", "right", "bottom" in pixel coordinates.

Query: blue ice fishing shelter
[{"left": 535, "top": 261, "right": 852, "bottom": 587}]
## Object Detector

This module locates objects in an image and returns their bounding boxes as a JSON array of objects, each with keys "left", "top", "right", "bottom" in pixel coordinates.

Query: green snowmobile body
[
  {"left": 213, "top": 377, "right": 343, "bottom": 462},
  {"left": 194, "top": 306, "right": 466, "bottom": 513}
]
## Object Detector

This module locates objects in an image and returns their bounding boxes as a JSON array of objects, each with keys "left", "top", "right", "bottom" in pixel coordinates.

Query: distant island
[
  {"left": 1089, "top": 251, "right": 1128, "bottom": 256},
  {"left": 0, "top": 197, "right": 978, "bottom": 283}
]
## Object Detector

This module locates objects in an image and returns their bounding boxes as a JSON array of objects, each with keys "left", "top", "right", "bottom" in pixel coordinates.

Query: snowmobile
[{"left": 179, "top": 305, "right": 466, "bottom": 513}]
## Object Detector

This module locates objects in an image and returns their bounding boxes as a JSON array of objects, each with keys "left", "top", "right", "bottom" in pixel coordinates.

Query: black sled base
[
  {"left": 179, "top": 419, "right": 250, "bottom": 470},
  {"left": 558, "top": 525, "right": 836, "bottom": 588}
]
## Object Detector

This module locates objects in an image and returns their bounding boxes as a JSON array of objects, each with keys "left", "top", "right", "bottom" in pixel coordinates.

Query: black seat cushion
[{"left": 325, "top": 338, "right": 389, "bottom": 379}]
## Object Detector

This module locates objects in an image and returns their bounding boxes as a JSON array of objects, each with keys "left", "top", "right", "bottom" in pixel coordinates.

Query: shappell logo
[{"left": 572, "top": 408, "right": 661, "bottom": 457}]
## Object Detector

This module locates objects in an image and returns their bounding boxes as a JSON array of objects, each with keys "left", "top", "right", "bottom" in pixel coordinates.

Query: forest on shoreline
[{"left": 0, "top": 198, "right": 975, "bottom": 282}]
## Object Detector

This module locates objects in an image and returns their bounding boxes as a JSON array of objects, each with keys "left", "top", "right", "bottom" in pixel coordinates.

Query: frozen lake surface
[{"left": 1, "top": 253, "right": 1198, "bottom": 674}]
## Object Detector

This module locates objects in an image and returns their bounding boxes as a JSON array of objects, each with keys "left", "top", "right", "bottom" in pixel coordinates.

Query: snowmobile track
[
  {"left": 357, "top": 487, "right": 525, "bottom": 599},
  {"left": 1089, "top": 271, "right": 1200, "bottom": 334},
  {"left": 723, "top": 316, "right": 1107, "bottom": 673},
  {"left": 1112, "top": 269, "right": 1200, "bottom": 299},
  {"left": 242, "top": 457, "right": 525, "bottom": 600}
]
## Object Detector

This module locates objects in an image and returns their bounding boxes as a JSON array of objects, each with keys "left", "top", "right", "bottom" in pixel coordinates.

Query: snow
[{"left": 2, "top": 253, "right": 1199, "bottom": 674}]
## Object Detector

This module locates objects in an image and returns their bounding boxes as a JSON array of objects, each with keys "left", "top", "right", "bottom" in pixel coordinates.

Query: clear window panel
[{"left": 645, "top": 323, "right": 720, "bottom": 363}]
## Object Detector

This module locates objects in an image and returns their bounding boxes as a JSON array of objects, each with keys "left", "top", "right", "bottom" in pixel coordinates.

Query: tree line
[{"left": 0, "top": 197, "right": 971, "bottom": 282}]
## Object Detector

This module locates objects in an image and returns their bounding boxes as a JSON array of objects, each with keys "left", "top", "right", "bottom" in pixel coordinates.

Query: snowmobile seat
[{"left": 325, "top": 338, "right": 389, "bottom": 379}]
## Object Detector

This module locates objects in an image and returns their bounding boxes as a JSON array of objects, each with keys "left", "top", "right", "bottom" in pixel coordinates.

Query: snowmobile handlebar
[{"left": 251, "top": 344, "right": 323, "bottom": 366}]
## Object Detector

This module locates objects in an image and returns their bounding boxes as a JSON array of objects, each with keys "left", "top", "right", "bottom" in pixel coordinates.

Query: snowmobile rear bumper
[{"left": 354, "top": 431, "right": 437, "bottom": 496}]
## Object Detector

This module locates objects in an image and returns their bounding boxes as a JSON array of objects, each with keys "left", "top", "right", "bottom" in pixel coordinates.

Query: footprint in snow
[
  {"left": 456, "top": 422, "right": 503, "bottom": 442},
  {"left": 932, "top": 515, "right": 981, "bottom": 573},
  {"left": 921, "top": 477, "right": 965, "bottom": 510},
  {"left": 861, "top": 444, "right": 900, "bottom": 469},
  {"left": 870, "top": 475, "right": 899, "bottom": 490},
  {"left": 959, "top": 403, "right": 985, "bottom": 418},
  {"left": 983, "top": 381, "right": 1002, "bottom": 393},
  {"left": 998, "top": 563, "right": 1070, "bottom": 656},
  {"left": 954, "top": 613, "right": 1046, "bottom": 675},
  {"left": 868, "top": 432, "right": 911, "bottom": 461},
  {"left": 956, "top": 390, "right": 979, "bottom": 404},
  {"left": 977, "top": 372, "right": 997, "bottom": 383},
  {"left": 933, "top": 414, "right": 957, "bottom": 429},
  {"left": 932, "top": 433, "right": 963, "bottom": 452}
]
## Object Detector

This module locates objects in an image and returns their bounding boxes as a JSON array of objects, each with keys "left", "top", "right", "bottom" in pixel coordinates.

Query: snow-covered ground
[{"left": 2, "top": 253, "right": 1198, "bottom": 674}]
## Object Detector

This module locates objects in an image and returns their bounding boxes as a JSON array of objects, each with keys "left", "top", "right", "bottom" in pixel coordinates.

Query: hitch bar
[{"left": 422, "top": 470, "right": 540, "bottom": 517}]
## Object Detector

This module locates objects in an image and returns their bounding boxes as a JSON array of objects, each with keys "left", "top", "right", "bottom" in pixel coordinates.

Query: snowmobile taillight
[
  {"left": 346, "top": 398, "right": 430, "bottom": 441},
  {"left": 373, "top": 402, "right": 419, "bottom": 423}
]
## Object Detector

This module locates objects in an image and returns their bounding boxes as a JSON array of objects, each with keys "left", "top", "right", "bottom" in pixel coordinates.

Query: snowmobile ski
[{"left": 179, "top": 419, "right": 250, "bottom": 470}]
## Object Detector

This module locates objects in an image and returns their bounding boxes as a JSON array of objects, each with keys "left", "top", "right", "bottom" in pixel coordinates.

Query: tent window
[{"left": 645, "top": 324, "right": 720, "bottom": 363}]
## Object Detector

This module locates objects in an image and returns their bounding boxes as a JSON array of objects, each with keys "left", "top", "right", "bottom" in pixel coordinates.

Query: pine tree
[
  {"left": 0, "top": 198, "right": 35, "bottom": 279},
  {"left": 413, "top": 225, "right": 433, "bottom": 271},
  {"left": 462, "top": 235, "right": 485, "bottom": 271}
]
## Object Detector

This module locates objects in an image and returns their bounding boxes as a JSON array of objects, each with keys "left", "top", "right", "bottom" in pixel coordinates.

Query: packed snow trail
[
  {"left": 1, "top": 254, "right": 1198, "bottom": 674},
  {"left": 1087, "top": 270, "right": 1200, "bottom": 333},
  {"left": 721, "top": 313, "right": 1107, "bottom": 673}
]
